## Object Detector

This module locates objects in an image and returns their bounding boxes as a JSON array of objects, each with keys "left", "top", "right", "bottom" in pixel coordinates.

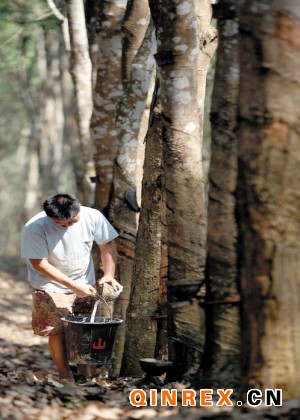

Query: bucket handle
[{"left": 95, "top": 293, "right": 112, "bottom": 321}]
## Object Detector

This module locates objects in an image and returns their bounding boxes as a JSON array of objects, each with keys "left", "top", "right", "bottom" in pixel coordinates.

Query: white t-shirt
[{"left": 21, "top": 206, "right": 118, "bottom": 293}]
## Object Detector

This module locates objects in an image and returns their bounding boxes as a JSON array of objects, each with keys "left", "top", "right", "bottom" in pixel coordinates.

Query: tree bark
[
  {"left": 91, "top": 0, "right": 127, "bottom": 210},
  {"left": 60, "top": 42, "right": 85, "bottom": 202},
  {"left": 237, "top": 0, "right": 300, "bottom": 399},
  {"left": 202, "top": 0, "right": 241, "bottom": 390},
  {"left": 65, "top": 0, "right": 94, "bottom": 205},
  {"left": 85, "top": 0, "right": 100, "bottom": 90},
  {"left": 121, "top": 78, "right": 163, "bottom": 377},
  {"left": 121, "top": 0, "right": 150, "bottom": 87},
  {"left": 197, "top": 0, "right": 218, "bottom": 195},
  {"left": 196, "top": 0, "right": 218, "bottom": 146},
  {"left": 109, "top": 15, "right": 152, "bottom": 230},
  {"left": 45, "top": 1, "right": 84, "bottom": 200},
  {"left": 39, "top": 30, "right": 65, "bottom": 196},
  {"left": 20, "top": 32, "right": 42, "bottom": 220},
  {"left": 149, "top": 0, "right": 207, "bottom": 380},
  {"left": 109, "top": 19, "right": 155, "bottom": 378}
]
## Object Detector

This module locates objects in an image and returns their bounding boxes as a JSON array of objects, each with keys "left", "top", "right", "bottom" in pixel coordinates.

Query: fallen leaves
[{"left": 1, "top": 257, "right": 300, "bottom": 420}]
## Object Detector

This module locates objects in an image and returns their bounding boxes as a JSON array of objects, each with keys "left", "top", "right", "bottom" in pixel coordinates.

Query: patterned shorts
[{"left": 31, "top": 288, "right": 98, "bottom": 336}]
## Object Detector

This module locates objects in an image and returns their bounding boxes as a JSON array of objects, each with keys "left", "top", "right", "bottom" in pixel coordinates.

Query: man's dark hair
[{"left": 43, "top": 194, "right": 80, "bottom": 220}]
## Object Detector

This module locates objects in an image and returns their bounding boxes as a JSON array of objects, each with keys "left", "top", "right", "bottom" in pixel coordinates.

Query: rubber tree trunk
[
  {"left": 121, "top": 0, "right": 150, "bottom": 87},
  {"left": 60, "top": 42, "right": 86, "bottom": 201},
  {"left": 39, "top": 29, "right": 66, "bottom": 196},
  {"left": 65, "top": 0, "right": 94, "bottom": 205},
  {"left": 91, "top": 0, "right": 127, "bottom": 211},
  {"left": 19, "top": 34, "right": 40, "bottom": 220},
  {"left": 149, "top": 0, "right": 207, "bottom": 380},
  {"left": 237, "top": 0, "right": 300, "bottom": 400},
  {"left": 201, "top": 0, "right": 241, "bottom": 390},
  {"left": 85, "top": 0, "right": 100, "bottom": 90},
  {"left": 109, "top": 19, "right": 156, "bottom": 378},
  {"left": 196, "top": 0, "right": 218, "bottom": 146},
  {"left": 197, "top": 0, "right": 218, "bottom": 196},
  {"left": 121, "top": 78, "right": 163, "bottom": 377},
  {"left": 45, "top": 1, "right": 82, "bottom": 199}
]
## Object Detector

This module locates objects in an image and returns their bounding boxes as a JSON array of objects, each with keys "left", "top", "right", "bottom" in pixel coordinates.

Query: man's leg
[{"left": 48, "top": 334, "right": 74, "bottom": 381}]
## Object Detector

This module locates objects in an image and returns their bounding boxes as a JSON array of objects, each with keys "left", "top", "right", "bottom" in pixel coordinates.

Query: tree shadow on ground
[{"left": 1, "top": 254, "right": 299, "bottom": 419}]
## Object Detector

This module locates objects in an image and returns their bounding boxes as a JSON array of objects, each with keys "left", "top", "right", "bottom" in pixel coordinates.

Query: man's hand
[
  {"left": 98, "top": 275, "right": 123, "bottom": 293},
  {"left": 72, "top": 284, "right": 97, "bottom": 298},
  {"left": 97, "top": 240, "right": 121, "bottom": 299}
]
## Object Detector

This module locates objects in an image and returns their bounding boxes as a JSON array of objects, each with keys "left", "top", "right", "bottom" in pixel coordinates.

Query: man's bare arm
[
  {"left": 30, "top": 259, "right": 96, "bottom": 297},
  {"left": 98, "top": 240, "right": 122, "bottom": 291}
]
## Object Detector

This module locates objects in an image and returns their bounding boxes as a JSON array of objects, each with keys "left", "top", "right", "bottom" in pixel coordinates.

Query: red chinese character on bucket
[{"left": 92, "top": 338, "right": 106, "bottom": 350}]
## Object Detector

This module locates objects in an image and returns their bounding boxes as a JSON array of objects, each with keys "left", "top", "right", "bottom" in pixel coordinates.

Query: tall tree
[
  {"left": 202, "top": 0, "right": 241, "bottom": 390},
  {"left": 149, "top": 0, "right": 207, "bottom": 380},
  {"left": 38, "top": 28, "right": 66, "bottom": 197},
  {"left": 237, "top": 0, "right": 300, "bottom": 399},
  {"left": 91, "top": 0, "right": 127, "bottom": 210},
  {"left": 47, "top": 0, "right": 89, "bottom": 202},
  {"left": 19, "top": 34, "right": 40, "bottom": 220},
  {"left": 65, "top": 0, "right": 94, "bottom": 205},
  {"left": 121, "top": 0, "right": 150, "bottom": 87},
  {"left": 108, "top": 11, "right": 154, "bottom": 377},
  {"left": 197, "top": 0, "right": 218, "bottom": 196},
  {"left": 196, "top": 0, "right": 218, "bottom": 147},
  {"left": 85, "top": 0, "right": 100, "bottom": 90},
  {"left": 121, "top": 77, "right": 163, "bottom": 377}
]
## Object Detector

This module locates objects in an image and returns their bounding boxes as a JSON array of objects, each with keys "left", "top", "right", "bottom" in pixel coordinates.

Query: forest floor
[{"left": 0, "top": 255, "right": 299, "bottom": 420}]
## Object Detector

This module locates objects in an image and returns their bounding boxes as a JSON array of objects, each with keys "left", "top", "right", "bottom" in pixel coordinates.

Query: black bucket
[{"left": 61, "top": 315, "right": 123, "bottom": 365}]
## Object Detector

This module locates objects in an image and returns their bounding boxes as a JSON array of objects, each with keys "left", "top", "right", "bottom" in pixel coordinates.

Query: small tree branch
[
  {"left": 46, "top": 0, "right": 64, "bottom": 22},
  {"left": 46, "top": 0, "right": 71, "bottom": 51}
]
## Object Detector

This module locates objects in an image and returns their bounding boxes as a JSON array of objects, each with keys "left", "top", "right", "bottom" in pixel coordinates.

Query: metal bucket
[{"left": 61, "top": 295, "right": 123, "bottom": 365}]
